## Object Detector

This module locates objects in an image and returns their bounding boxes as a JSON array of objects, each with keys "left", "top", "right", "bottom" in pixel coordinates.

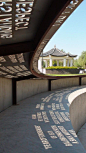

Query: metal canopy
[
  {"left": 0, "top": 0, "right": 83, "bottom": 79},
  {"left": 0, "top": 0, "right": 54, "bottom": 45}
]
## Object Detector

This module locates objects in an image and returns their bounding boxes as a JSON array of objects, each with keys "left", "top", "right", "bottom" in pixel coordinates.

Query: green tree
[
  {"left": 53, "top": 60, "right": 57, "bottom": 66},
  {"left": 59, "top": 61, "right": 63, "bottom": 66},
  {"left": 74, "top": 59, "right": 81, "bottom": 67},
  {"left": 78, "top": 51, "right": 86, "bottom": 68},
  {"left": 74, "top": 51, "right": 86, "bottom": 68},
  {"left": 42, "top": 61, "right": 45, "bottom": 68},
  {"left": 61, "top": 49, "right": 65, "bottom": 53}
]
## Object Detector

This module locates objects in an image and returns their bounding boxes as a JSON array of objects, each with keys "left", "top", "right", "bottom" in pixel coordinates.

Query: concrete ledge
[{"left": 68, "top": 88, "right": 86, "bottom": 133}]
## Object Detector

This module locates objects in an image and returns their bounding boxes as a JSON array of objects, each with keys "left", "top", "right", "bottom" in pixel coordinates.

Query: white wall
[
  {"left": 0, "top": 77, "right": 12, "bottom": 112},
  {"left": 17, "top": 79, "right": 48, "bottom": 102}
]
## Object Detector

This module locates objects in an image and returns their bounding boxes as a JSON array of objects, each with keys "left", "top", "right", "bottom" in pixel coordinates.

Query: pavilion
[{"left": 38, "top": 46, "right": 77, "bottom": 70}]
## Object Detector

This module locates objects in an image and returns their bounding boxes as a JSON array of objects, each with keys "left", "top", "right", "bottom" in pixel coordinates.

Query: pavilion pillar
[
  {"left": 45, "top": 60, "right": 47, "bottom": 68},
  {"left": 70, "top": 59, "right": 73, "bottom": 67},
  {"left": 67, "top": 59, "right": 69, "bottom": 66},
  {"left": 63, "top": 59, "right": 66, "bottom": 67},
  {"left": 38, "top": 58, "right": 42, "bottom": 69},
  {"left": 50, "top": 56, "right": 52, "bottom": 66},
  {"left": 57, "top": 60, "right": 59, "bottom": 66}
]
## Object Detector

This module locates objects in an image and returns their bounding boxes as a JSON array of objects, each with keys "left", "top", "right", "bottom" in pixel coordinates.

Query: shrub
[{"left": 46, "top": 66, "right": 78, "bottom": 69}]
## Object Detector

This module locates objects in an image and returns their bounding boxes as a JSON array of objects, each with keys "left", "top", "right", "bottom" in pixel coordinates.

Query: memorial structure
[
  {"left": 0, "top": 1, "right": 86, "bottom": 153},
  {"left": 0, "top": 0, "right": 84, "bottom": 108},
  {"left": 0, "top": 0, "right": 84, "bottom": 109}
]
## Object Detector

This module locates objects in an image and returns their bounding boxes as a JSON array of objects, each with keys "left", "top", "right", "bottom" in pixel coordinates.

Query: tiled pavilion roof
[{"left": 40, "top": 47, "right": 77, "bottom": 58}]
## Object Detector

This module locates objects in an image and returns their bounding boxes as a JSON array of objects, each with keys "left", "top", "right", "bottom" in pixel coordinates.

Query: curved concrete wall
[
  {"left": 68, "top": 88, "right": 86, "bottom": 133},
  {"left": 17, "top": 77, "right": 80, "bottom": 103},
  {"left": 17, "top": 77, "right": 86, "bottom": 104},
  {"left": 17, "top": 79, "right": 48, "bottom": 102},
  {"left": 51, "top": 77, "right": 79, "bottom": 90},
  {"left": 0, "top": 78, "right": 12, "bottom": 112}
]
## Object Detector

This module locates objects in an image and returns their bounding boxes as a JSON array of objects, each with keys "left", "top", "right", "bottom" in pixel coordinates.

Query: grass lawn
[{"left": 46, "top": 73, "right": 86, "bottom": 76}]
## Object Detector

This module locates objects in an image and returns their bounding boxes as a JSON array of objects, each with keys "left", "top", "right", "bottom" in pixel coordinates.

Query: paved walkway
[{"left": 0, "top": 86, "right": 86, "bottom": 153}]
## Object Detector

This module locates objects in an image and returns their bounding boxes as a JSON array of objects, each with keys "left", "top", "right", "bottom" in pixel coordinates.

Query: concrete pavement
[{"left": 0, "top": 86, "right": 86, "bottom": 153}]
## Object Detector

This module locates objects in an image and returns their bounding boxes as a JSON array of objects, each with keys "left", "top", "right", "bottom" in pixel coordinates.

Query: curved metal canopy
[{"left": 0, "top": 0, "right": 83, "bottom": 79}]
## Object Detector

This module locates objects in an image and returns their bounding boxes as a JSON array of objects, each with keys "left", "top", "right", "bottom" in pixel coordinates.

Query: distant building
[{"left": 38, "top": 46, "right": 77, "bottom": 71}]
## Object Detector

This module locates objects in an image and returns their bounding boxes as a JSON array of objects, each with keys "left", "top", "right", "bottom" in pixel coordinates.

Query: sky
[{"left": 43, "top": 0, "right": 86, "bottom": 58}]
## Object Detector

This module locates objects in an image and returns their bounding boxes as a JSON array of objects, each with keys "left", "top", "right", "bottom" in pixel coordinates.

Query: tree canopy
[
  {"left": 61, "top": 49, "right": 65, "bottom": 53},
  {"left": 74, "top": 51, "right": 86, "bottom": 68}
]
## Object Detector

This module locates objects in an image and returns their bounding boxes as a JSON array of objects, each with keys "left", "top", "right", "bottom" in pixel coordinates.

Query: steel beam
[
  {"left": 0, "top": 41, "right": 33, "bottom": 56},
  {"left": 79, "top": 77, "right": 82, "bottom": 86},
  {"left": 16, "top": 75, "right": 37, "bottom": 81},
  {"left": 12, "top": 78, "right": 17, "bottom": 105},
  {"left": 48, "top": 79, "right": 51, "bottom": 91}
]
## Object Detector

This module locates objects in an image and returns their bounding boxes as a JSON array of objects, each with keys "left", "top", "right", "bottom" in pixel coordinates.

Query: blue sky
[{"left": 44, "top": 0, "right": 86, "bottom": 58}]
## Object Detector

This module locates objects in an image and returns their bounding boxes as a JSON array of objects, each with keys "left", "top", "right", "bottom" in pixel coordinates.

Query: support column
[
  {"left": 50, "top": 58, "right": 52, "bottom": 66},
  {"left": 45, "top": 60, "right": 47, "bottom": 68},
  {"left": 70, "top": 59, "right": 73, "bottom": 67},
  {"left": 12, "top": 79, "right": 17, "bottom": 105},
  {"left": 57, "top": 60, "right": 59, "bottom": 66},
  {"left": 38, "top": 58, "right": 42, "bottom": 69},
  {"left": 79, "top": 77, "right": 82, "bottom": 86},
  {"left": 63, "top": 59, "right": 66, "bottom": 67},
  {"left": 67, "top": 59, "right": 69, "bottom": 66},
  {"left": 48, "top": 79, "right": 51, "bottom": 91}
]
